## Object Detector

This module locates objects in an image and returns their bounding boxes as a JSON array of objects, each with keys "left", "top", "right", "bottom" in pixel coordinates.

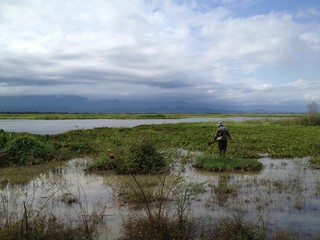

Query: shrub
[
  {"left": 89, "top": 140, "right": 167, "bottom": 174},
  {"left": 0, "top": 129, "right": 7, "bottom": 149},
  {"left": 298, "top": 102, "right": 320, "bottom": 126},
  {"left": 6, "top": 136, "right": 53, "bottom": 165},
  {"left": 194, "top": 154, "right": 263, "bottom": 172},
  {"left": 124, "top": 140, "right": 167, "bottom": 174}
]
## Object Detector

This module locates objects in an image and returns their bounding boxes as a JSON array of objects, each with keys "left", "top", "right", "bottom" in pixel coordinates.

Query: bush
[
  {"left": 299, "top": 102, "right": 320, "bottom": 126},
  {"left": 6, "top": 136, "right": 53, "bottom": 165},
  {"left": 89, "top": 140, "right": 167, "bottom": 174},
  {"left": 299, "top": 114, "right": 320, "bottom": 126},
  {"left": 124, "top": 140, "right": 167, "bottom": 174},
  {"left": 194, "top": 154, "right": 263, "bottom": 172},
  {"left": 0, "top": 129, "right": 7, "bottom": 149}
]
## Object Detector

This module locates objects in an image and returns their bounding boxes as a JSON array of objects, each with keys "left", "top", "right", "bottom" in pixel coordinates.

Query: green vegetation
[
  {"left": 299, "top": 102, "right": 320, "bottom": 126},
  {"left": 120, "top": 170, "right": 203, "bottom": 240},
  {"left": 122, "top": 215, "right": 193, "bottom": 240},
  {"left": 280, "top": 102, "right": 320, "bottom": 126},
  {"left": 0, "top": 214, "right": 97, "bottom": 240},
  {"left": 205, "top": 215, "right": 266, "bottom": 240},
  {"left": 1, "top": 115, "right": 319, "bottom": 239},
  {"left": 0, "top": 129, "right": 7, "bottom": 149},
  {"left": 194, "top": 154, "right": 263, "bottom": 172},
  {"left": 0, "top": 188, "right": 102, "bottom": 240},
  {"left": 310, "top": 156, "right": 320, "bottom": 169},
  {"left": 1, "top": 117, "right": 320, "bottom": 169},
  {"left": 88, "top": 139, "right": 167, "bottom": 174},
  {"left": 5, "top": 136, "right": 53, "bottom": 165}
]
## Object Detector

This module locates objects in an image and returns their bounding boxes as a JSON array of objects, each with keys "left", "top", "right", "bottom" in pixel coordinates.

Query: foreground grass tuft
[
  {"left": 310, "top": 156, "right": 320, "bottom": 169},
  {"left": 121, "top": 215, "right": 193, "bottom": 240},
  {"left": 194, "top": 154, "right": 263, "bottom": 172}
]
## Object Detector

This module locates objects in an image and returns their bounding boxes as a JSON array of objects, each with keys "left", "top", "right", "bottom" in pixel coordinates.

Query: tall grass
[
  {"left": 282, "top": 102, "right": 320, "bottom": 126},
  {"left": 0, "top": 185, "right": 104, "bottom": 240}
]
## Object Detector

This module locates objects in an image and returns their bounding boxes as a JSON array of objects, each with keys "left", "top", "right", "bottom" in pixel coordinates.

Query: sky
[{"left": 0, "top": 0, "right": 320, "bottom": 108}]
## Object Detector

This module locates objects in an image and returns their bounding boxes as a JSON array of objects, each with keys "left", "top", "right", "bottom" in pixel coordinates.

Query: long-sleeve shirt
[{"left": 214, "top": 126, "right": 231, "bottom": 141}]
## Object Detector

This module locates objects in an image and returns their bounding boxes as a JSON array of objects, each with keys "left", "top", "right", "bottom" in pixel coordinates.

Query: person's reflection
[{"left": 212, "top": 175, "right": 236, "bottom": 206}]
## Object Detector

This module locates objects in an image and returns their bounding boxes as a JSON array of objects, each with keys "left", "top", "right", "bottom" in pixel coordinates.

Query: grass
[
  {"left": 1, "top": 115, "right": 319, "bottom": 240},
  {"left": 1, "top": 119, "right": 320, "bottom": 169},
  {"left": 204, "top": 215, "right": 266, "bottom": 240},
  {"left": 310, "top": 156, "right": 320, "bottom": 169},
  {"left": 194, "top": 154, "right": 263, "bottom": 172},
  {"left": 121, "top": 214, "right": 193, "bottom": 240}
]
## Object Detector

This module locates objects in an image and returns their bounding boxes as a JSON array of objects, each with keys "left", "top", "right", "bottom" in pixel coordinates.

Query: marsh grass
[
  {"left": 310, "top": 156, "right": 320, "bottom": 169},
  {"left": 119, "top": 163, "right": 205, "bottom": 240},
  {"left": 117, "top": 175, "right": 166, "bottom": 207},
  {"left": 273, "top": 228, "right": 301, "bottom": 240},
  {"left": 121, "top": 214, "right": 194, "bottom": 240},
  {"left": 0, "top": 183, "right": 105, "bottom": 240},
  {"left": 2, "top": 119, "right": 320, "bottom": 167},
  {"left": 199, "top": 213, "right": 266, "bottom": 240},
  {"left": 194, "top": 154, "right": 263, "bottom": 172},
  {"left": 1, "top": 117, "right": 320, "bottom": 239}
]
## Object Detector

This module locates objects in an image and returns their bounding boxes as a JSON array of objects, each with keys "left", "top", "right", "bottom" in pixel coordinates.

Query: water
[
  {"left": 0, "top": 117, "right": 271, "bottom": 134},
  {"left": 1, "top": 155, "right": 319, "bottom": 239}
]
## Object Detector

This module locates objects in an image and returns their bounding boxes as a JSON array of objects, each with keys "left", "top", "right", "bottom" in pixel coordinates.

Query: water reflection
[
  {"left": 210, "top": 175, "right": 237, "bottom": 206},
  {"left": 0, "top": 157, "right": 320, "bottom": 239}
]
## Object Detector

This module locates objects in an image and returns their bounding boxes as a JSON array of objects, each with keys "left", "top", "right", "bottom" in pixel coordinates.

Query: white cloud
[{"left": 0, "top": 0, "right": 319, "bottom": 107}]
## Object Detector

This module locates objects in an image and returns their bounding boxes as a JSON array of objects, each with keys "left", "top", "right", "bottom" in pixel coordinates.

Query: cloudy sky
[{"left": 0, "top": 0, "right": 320, "bottom": 108}]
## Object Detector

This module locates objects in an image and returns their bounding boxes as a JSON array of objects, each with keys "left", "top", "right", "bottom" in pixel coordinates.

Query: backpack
[{"left": 216, "top": 127, "right": 228, "bottom": 141}]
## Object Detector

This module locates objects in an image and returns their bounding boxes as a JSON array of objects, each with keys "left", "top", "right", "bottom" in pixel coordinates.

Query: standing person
[{"left": 208, "top": 121, "right": 231, "bottom": 156}]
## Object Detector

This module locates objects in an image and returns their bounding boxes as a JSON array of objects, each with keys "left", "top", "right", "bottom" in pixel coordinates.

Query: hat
[{"left": 217, "top": 121, "right": 223, "bottom": 126}]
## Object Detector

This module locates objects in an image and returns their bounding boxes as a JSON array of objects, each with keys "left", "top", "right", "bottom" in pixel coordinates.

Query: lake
[{"left": 0, "top": 117, "right": 271, "bottom": 134}]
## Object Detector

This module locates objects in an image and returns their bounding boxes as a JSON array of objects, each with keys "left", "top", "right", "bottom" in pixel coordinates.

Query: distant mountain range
[{"left": 0, "top": 95, "right": 305, "bottom": 113}]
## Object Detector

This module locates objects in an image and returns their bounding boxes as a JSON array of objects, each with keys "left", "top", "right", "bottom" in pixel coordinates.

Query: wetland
[{"left": 0, "top": 114, "right": 320, "bottom": 239}]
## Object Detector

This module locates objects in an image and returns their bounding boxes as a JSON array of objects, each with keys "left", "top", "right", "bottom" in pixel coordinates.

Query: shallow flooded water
[{"left": 1, "top": 155, "right": 320, "bottom": 239}]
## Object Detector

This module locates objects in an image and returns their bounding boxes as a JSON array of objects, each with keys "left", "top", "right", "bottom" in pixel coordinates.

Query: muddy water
[{"left": 1, "top": 156, "right": 320, "bottom": 239}]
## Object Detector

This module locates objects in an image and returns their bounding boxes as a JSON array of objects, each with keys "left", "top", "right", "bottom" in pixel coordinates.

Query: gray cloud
[{"left": 0, "top": 0, "right": 319, "bottom": 107}]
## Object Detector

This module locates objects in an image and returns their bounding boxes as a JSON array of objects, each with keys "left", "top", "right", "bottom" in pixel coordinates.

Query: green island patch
[{"left": 193, "top": 154, "right": 263, "bottom": 172}]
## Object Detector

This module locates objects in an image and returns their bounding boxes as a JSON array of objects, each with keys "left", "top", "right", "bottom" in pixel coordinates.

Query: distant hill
[{"left": 0, "top": 95, "right": 305, "bottom": 113}]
